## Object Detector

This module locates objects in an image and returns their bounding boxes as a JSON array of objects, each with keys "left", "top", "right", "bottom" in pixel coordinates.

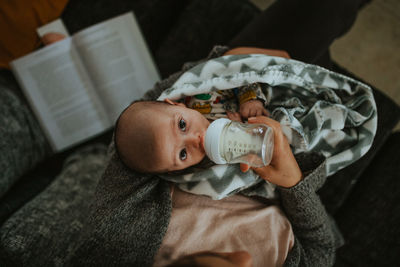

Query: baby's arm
[{"left": 225, "top": 46, "right": 292, "bottom": 119}]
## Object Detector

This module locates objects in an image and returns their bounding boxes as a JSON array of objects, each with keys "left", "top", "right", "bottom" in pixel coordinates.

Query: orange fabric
[{"left": 0, "top": 0, "right": 69, "bottom": 69}]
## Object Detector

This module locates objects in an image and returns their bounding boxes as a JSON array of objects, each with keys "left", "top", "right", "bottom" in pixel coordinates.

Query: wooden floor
[{"left": 251, "top": 0, "right": 400, "bottom": 130}]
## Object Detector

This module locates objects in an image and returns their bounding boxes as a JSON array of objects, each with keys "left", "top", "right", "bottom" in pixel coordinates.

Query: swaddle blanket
[{"left": 157, "top": 54, "right": 377, "bottom": 200}]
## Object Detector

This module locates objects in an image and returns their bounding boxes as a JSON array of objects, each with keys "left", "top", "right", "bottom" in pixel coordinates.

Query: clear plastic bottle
[{"left": 204, "top": 118, "right": 274, "bottom": 167}]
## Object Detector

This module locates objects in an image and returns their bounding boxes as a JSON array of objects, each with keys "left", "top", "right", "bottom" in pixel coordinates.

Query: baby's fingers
[
  {"left": 248, "top": 108, "right": 257, "bottom": 118},
  {"left": 240, "top": 108, "right": 249, "bottom": 119},
  {"left": 227, "top": 111, "right": 242, "bottom": 122}
]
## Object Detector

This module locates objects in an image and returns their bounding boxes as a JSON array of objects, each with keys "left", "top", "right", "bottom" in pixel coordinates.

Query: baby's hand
[
  {"left": 240, "top": 100, "right": 269, "bottom": 119},
  {"left": 226, "top": 111, "right": 242, "bottom": 122}
]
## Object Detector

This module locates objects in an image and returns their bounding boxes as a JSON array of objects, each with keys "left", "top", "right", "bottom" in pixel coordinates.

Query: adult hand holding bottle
[{"left": 240, "top": 116, "right": 303, "bottom": 188}]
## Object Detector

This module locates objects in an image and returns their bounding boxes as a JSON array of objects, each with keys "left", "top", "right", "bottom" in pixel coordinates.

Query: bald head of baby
[
  {"left": 115, "top": 101, "right": 168, "bottom": 173},
  {"left": 115, "top": 100, "right": 209, "bottom": 174}
]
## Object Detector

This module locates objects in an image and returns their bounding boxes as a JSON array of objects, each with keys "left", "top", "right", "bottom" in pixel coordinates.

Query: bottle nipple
[{"left": 204, "top": 118, "right": 230, "bottom": 164}]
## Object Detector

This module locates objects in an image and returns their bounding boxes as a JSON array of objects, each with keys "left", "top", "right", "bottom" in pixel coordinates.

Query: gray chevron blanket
[{"left": 157, "top": 54, "right": 377, "bottom": 200}]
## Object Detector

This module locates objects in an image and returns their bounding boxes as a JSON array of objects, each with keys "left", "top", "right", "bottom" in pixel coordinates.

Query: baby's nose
[{"left": 187, "top": 133, "right": 202, "bottom": 149}]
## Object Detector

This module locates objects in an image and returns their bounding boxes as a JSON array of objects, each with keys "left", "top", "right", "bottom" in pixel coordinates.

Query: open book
[{"left": 11, "top": 12, "right": 160, "bottom": 152}]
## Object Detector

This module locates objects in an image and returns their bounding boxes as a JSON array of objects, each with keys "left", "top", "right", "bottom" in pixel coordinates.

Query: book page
[
  {"left": 10, "top": 38, "right": 110, "bottom": 151},
  {"left": 73, "top": 12, "right": 160, "bottom": 122}
]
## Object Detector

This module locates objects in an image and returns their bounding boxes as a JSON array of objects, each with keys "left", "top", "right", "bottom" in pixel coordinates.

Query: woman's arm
[
  {"left": 279, "top": 162, "right": 340, "bottom": 266},
  {"left": 243, "top": 116, "right": 341, "bottom": 266},
  {"left": 224, "top": 47, "right": 290, "bottom": 59}
]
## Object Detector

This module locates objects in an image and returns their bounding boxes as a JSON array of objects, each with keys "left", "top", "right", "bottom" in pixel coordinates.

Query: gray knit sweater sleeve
[{"left": 280, "top": 160, "right": 344, "bottom": 267}]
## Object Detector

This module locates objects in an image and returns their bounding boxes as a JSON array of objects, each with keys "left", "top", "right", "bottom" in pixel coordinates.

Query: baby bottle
[{"left": 204, "top": 118, "right": 274, "bottom": 167}]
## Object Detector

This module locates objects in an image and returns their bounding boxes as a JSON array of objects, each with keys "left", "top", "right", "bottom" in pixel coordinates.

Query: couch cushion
[
  {"left": 0, "top": 144, "right": 107, "bottom": 266},
  {"left": 334, "top": 132, "right": 400, "bottom": 266}
]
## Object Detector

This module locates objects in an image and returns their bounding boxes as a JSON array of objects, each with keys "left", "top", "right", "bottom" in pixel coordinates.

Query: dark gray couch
[{"left": 1, "top": 0, "right": 400, "bottom": 266}]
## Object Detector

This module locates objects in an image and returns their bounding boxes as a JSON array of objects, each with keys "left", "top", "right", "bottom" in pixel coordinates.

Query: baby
[{"left": 115, "top": 83, "right": 269, "bottom": 173}]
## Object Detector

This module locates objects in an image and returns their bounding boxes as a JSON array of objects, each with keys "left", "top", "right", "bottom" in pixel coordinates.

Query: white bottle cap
[{"left": 204, "top": 118, "right": 230, "bottom": 164}]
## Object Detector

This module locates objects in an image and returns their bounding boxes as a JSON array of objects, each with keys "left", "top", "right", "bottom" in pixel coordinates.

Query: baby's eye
[
  {"left": 179, "top": 118, "right": 186, "bottom": 131},
  {"left": 179, "top": 148, "right": 187, "bottom": 161}
]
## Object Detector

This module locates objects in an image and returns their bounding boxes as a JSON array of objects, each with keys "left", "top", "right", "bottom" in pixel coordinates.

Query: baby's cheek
[{"left": 193, "top": 148, "right": 206, "bottom": 163}]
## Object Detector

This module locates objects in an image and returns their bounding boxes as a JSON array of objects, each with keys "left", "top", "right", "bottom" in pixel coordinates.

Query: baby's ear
[{"left": 164, "top": 98, "right": 185, "bottom": 107}]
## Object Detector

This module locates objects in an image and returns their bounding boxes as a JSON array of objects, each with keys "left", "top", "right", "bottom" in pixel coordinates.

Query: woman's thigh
[
  {"left": 229, "top": 0, "right": 371, "bottom": 64},
  {"left": 0, "top": 70, "right": 50, "bottom": 198}
]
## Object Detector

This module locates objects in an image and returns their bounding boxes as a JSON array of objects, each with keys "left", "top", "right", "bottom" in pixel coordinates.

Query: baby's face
[{"left": 150, "top": 101, "right": 210, "bottom": 172}]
